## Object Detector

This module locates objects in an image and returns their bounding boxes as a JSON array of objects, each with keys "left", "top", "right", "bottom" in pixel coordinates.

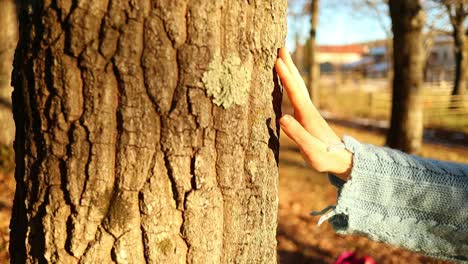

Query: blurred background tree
[
  {"left": 430, "top": 0, "right": 467, "bottom": 101},
  {"left": 288, "top": 0, "right": 466, "bottom": 154},
  {"left": 289, "top": 0, "right": 321, "bottom": 107},
  {"left": 307, "top": 0, "right": 321, "bottom": 108},
  {"left": 386, "top": 0, "right": 426, "bottom": 153}
]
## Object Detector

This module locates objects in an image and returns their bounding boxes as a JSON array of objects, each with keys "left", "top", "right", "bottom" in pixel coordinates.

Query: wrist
[{"left": 329, "top": 149, "right": 353, "bottom": 181}]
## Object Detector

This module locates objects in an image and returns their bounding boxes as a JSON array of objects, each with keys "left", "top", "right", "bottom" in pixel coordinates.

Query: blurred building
[
  {"left": 424, "top": 35, "right": 455, "bottom": 82},
  {"left": 293, "top": 41, "right": 368, "bottom": 74},
  {"left": 316, "top": 44, "right": 367, "bottom": 72},
  {"left": 293, "top": 35, "right": 455, "bottom": 82},
  {"left": 344, "top": 45, "right": 390, "bottom": 78}
]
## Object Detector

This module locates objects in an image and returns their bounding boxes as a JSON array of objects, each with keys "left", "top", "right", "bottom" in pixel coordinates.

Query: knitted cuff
[{"left": 322, "top": 136, "right": 468, "bottom": 262}]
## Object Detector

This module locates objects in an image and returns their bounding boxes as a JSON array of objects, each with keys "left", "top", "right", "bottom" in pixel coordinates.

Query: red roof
[{"left": 317, "top": 44, "right": 367, "bottom": 54}]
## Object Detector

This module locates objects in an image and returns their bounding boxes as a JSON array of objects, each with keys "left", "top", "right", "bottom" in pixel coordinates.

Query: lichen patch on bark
[{"left": 202, "top": 54, "right": 252, "bottom": 109}]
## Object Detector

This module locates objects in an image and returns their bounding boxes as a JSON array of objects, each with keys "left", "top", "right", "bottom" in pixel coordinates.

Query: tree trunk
[
  {"left": 10, "top": 1, "right": 286, "bottom": 263},
  {"left": 386, "top": 0, "right": 425, "bottom": 154},
  {"left": 450, "top": 22, "right": 466, "bottom": 100},
  {"left": 0, "top": 0, "right": 17, "bottom": 146},
  {"left": 307, "top": 0, "right": 320, "bottom": 107}
]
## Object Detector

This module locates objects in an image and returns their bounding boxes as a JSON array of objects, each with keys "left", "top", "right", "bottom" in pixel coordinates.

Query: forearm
[{"left": 324, "top": 136, "right": 468, "bottom": 262}]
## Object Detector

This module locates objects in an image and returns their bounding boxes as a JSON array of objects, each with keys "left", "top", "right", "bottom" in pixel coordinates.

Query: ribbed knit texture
[{"left": 326, "top": 136, "right": 468, "bottom": 263}]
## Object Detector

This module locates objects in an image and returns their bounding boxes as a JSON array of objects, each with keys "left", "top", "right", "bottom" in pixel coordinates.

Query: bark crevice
[{"left": 11, "top": 1, "right": 287, "bottom": 263}]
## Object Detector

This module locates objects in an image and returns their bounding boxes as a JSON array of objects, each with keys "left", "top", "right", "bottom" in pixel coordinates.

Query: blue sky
[{"left": 286, "top": 1, "right": 390, "bottom": 50}]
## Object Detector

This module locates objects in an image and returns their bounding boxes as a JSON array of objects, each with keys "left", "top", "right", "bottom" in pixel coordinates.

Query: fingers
[
  {"left": 275, "top": 57, "right": 337, "bottom": 143},
  {"left": 280, "top": 114, "right": 353, "bottom": 177},
  {"left": 276, "top": 48, "right": 341, "bottom": 145},
  {"left": 278, "top": 48, "right": 310, "bottom": 100},
  {"left": 280, "top": 114, "right": 331, "bottom": 173},
  {"left": 279, "top": 115, "right": 325, "bottom": 155},
  {"left": 275, "top": 58, "right": 310, "bottom": 112}
]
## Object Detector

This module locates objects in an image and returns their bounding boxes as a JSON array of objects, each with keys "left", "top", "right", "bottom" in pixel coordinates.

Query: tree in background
[
  {"left": 441, "top": 1, "right": 466, "bottom": 99},
  {"left": 307, "top": 0, "right": 321, "bottom": 107},
  {"left": 427, "top": 0, "right": 467, "bottom": 108},
  {"left": 386, "top": 0, "right": 426, "bottom": 153},
  {"left": 348, "top": 0, "right": 394, "bottom": 80},
  {"left": 10, "top": 0, "right": 286, "bottom": 263},
  {"left": 288, "top": 0, "right": 320, "bottom": 106}
]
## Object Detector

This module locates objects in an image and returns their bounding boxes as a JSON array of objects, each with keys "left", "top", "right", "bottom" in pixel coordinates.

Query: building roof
[{"left": 317, "top": 44, "right": 367, "bottom": 54}]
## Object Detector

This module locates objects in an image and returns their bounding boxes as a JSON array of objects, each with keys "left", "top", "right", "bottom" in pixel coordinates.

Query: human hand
[{"left": 275, "top": 48, "right": 352, "bottom": 180}]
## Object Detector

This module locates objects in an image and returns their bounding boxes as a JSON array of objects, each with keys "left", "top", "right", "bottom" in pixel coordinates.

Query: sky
[{"left": 286, "top": 1, "right": 390, "bottom": 50}]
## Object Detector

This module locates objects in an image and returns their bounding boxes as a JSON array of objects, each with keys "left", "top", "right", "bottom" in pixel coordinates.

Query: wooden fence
[
  {"left": 367, "top": 91, "right": 467, "bottom": 130},
  {"left": 320, "top": 85, "right": 467, "bottom": 132}
]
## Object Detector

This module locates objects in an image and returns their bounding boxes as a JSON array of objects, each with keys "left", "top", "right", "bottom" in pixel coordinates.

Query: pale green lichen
[
  {"left": 157, "top": 238, "right": 173, "bottom": 255},
  {"left": 202, "top": 54, "right": 252, "bottom": 108}
]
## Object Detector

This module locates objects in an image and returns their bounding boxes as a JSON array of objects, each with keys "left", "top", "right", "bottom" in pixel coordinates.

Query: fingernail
[{"left": 280, "top": 115, "right": 291, "bottom": 126}]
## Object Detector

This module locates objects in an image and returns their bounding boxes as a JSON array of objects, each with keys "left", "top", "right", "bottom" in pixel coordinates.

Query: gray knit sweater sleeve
[{"left": 325, "top": 136, "right": 468, "bottom": 263}]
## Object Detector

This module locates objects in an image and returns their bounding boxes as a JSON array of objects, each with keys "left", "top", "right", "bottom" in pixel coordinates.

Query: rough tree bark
[
  {"left": 10, "top": 1, "right": 286, "bottom": 263},
  {"left": 0, "top": 0, "right": 17, "bottom": 146},
  {"left": 386, "top": 0, "right": 426, "bottom": 154},
  {"left": 307, "top": 0, "right": 320, "bottom": 107}
]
